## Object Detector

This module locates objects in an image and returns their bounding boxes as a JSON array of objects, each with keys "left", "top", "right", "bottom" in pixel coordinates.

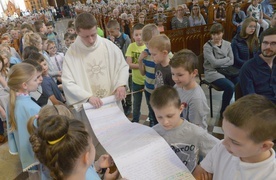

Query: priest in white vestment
[{"left": 62, "top": 12, "right": 129, "bottom": 157}]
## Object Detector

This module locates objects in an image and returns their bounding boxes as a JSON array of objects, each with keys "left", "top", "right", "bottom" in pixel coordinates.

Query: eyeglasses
[{"left": 262, "top": 41, "right": 276, "bottom": 47}]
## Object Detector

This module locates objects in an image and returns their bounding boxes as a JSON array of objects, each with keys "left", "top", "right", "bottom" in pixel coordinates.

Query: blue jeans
[
  {"left": 144, "top": 90, "right": 158, "bottom": 127},
  {"left": 132, "top": 82, "right": 144, "bottom": 122},
  {"left": 212, "top": 77, "right": 239, "bottom": 116}
]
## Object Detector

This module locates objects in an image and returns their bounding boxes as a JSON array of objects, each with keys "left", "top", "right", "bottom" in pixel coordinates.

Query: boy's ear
[
  {"left": 260, "top": 140, "right": 274, "bottom": 152},
  {"left": 193, "top": 69, "right": 198, "bottom": 76},
  {"left": 179, "top": 103, "right": 185, "bottom": 112},
  {"left": 162, "top": 50, "right": 169, "bottom": 55}
]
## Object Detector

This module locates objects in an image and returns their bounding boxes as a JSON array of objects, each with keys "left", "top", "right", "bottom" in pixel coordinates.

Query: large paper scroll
[{"left": 84, "top": 96, "right": 195, "bottom": 180}]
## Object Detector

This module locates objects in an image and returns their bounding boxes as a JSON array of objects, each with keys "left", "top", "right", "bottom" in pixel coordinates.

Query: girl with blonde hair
[
  {"left": 23, "top": 32, "right": 42, "bottom": 50},
  {"left": 23, "top": 32, "right": 61, "bottom": 81},
  {"left": 231, "top": 17, "right": 259, "bottom": 68},
  {"left": 7, "top": 63, "right": 41, "bottom": 171},
  {"left": 189, "top": 4, "right": 206, "bottom": 27}
]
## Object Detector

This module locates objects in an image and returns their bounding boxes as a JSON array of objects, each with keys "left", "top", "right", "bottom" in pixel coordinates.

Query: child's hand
[
  {"left": 192, "top": 165, "right": 213, "bottom": 180},
  {"left": 200, "top": 172, "right": 213, "bottom": 180},
  {"left": 97, "top": 154, "right": 114, "bottom": 169},
  {"left": 109, "top": 36, "right": 115, "bottom": 42},
  {"left": 103, "top": 168, "right": 119, "bottom": 180},
  {"left": 58, "top": 84, "right": 63, "bottom": 91},
  {"left": 139, "top": 51, "right": 148, "bottom": 61},
  {"left": 57, "top": 77, "right": 62, "bottom": 83}
]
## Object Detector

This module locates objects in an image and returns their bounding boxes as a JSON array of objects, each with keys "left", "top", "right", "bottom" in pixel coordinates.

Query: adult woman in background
[
  {"left": 171, "top": 5, "right": 190, "bottom": 29},
  {"left": 231, "top": 17, "right": 259, "bottom": 69},
  {"left": 203, "top": 23, "right": 237, "bottom": 119}
]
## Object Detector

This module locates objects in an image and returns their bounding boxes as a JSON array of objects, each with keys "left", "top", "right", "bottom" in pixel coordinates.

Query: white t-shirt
[{"left": 201, "top": 141, "right": 276, "bottom": 180}]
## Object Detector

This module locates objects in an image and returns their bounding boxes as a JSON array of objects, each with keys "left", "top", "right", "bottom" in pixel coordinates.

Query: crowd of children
[{"left": 0, "top": 0, "right": 275, "bottom": 179}]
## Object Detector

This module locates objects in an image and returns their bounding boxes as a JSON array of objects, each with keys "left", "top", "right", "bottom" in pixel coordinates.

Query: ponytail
[
  {"left": 8, "top": 89, "right": 17, "bottom": 131},
  {"left": 7, "top": 63, "right": 36, "bottom": 131}
]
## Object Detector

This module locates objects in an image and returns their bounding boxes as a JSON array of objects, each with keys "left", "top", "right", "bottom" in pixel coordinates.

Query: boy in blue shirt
[{"left": 138, "top": 24, "right": 160, "bottom": 127}]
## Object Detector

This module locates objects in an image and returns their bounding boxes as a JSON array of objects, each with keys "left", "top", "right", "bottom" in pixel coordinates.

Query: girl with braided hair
[{"left": 29, "top": 114, "right": 119, "bottom": 180}]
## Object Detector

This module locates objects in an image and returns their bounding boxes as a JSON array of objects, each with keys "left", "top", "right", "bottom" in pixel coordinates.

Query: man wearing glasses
[{"left": 240, "top": 28, "right": 276, "bottom": 104}]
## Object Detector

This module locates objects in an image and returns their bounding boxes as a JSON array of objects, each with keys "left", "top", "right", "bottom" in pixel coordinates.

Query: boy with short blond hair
[
  {"left": 139, "top": 24, "right": 160, "bottom": 127},
  {"left": 125, "top": 23, "right": 146, "bottom": 122},
  {"left": 151, "top": 85, "right": 219, "bottom": 172},
  {"left": 170, "top": 49, "right": 209, "bottom": 130},
  {"left": 193, "top": 94, "right": 276, "bottom": 179},
  {"left": 148, "top": 34, "right": 175, "bottom": 88}
]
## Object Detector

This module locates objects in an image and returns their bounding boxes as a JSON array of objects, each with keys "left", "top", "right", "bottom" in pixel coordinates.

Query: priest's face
[{"left": 77, "top": 26, "right": 98, "bottom": 47}]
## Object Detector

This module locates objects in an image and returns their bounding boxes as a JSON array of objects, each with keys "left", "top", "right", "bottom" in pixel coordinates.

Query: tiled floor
[{"left": 0, "top": 18, "right": 225, "bottom": 179}]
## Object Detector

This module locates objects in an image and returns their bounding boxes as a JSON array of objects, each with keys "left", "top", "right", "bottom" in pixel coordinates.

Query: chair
[
  {"left": 198, "top": 54, "right": 223, "bottom": 117},
  {"left": 235, "top": 82, "right": 243, "bottom": 101}
]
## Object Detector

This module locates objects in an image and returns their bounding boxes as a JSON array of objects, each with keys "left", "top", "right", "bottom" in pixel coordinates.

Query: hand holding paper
[
  {"left": 84, "top": 95, "right": 195, "bottom": 180},
  {"left": 88, "top": 96, "right": 103, "bottom": 108},
  {"left": 115, "top": 86, "right": 126, "bottom": 101}
]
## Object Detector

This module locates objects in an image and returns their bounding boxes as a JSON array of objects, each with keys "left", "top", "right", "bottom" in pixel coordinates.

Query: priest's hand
[
  {"left": 115, "top": 86, "right": 126, "bottom": 101},
  {"left": 88, "top": 96, "right": 103, "bottom": 108}
]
